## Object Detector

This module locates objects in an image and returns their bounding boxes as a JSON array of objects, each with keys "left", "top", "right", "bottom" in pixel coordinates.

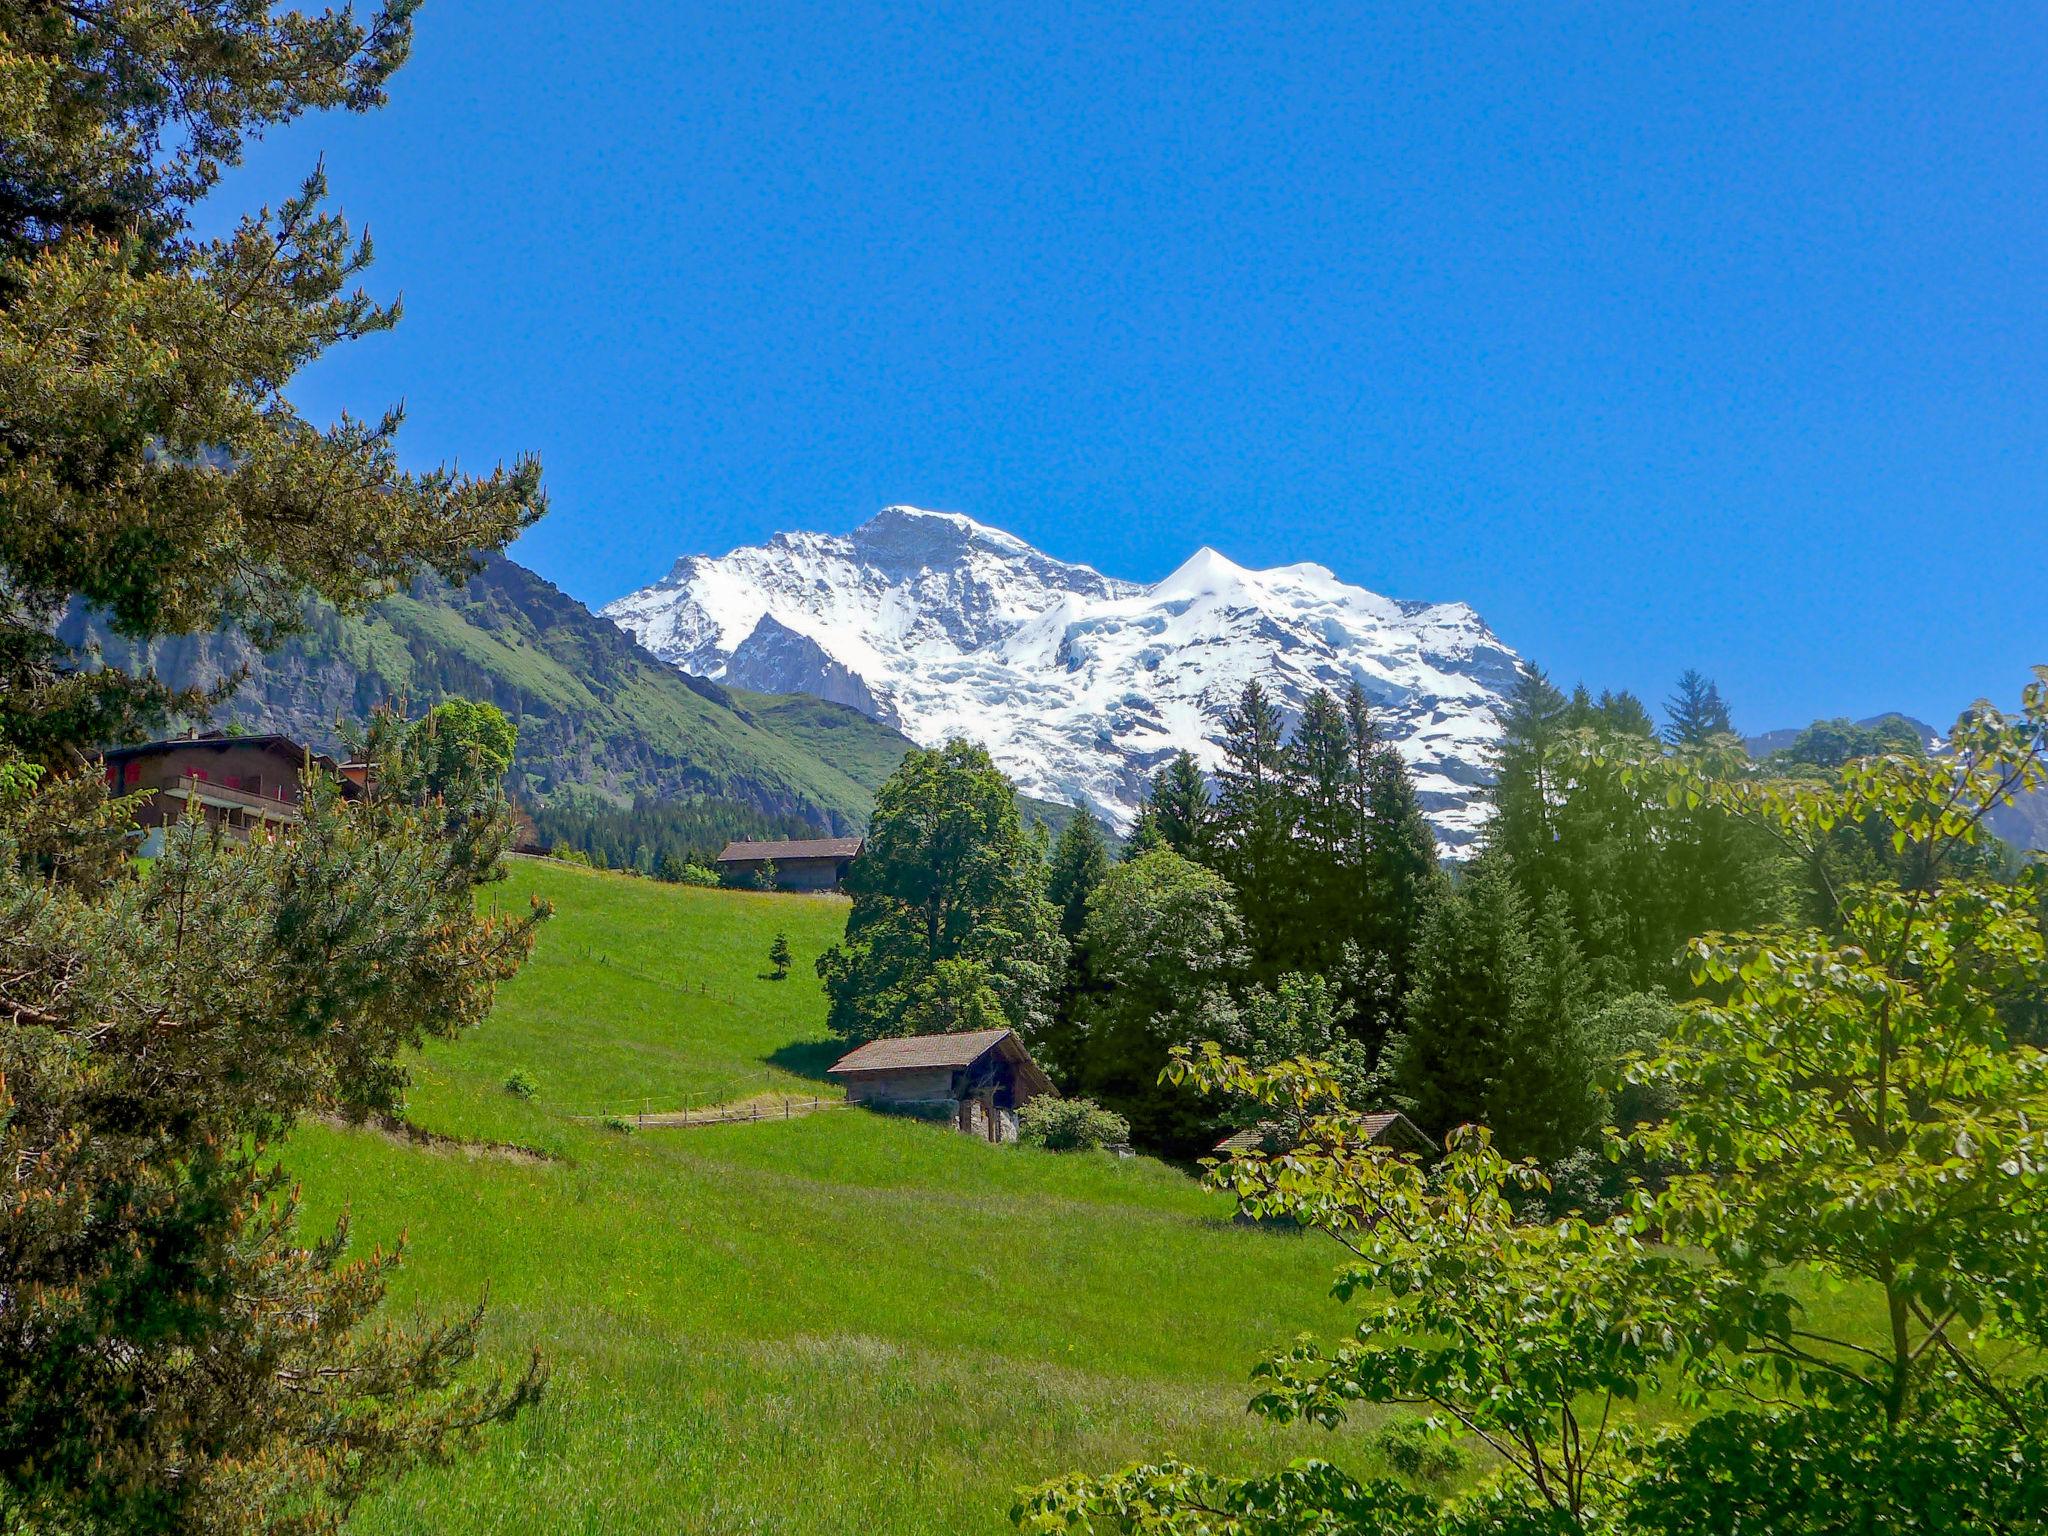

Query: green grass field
[{"left": 284, "top": 859, "right": 1404, "bottom": 1533}]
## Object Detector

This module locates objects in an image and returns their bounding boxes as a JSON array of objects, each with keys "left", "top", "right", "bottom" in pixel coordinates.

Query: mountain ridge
[
  {"left": 62, "top": 555, "right": 917, "bottom": 833},
  {"left": 604, "top": 506, "right": 1523, "bottom": 849}
]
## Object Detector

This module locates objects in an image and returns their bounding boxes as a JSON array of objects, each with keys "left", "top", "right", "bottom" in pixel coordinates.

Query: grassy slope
[
  {"left": 285, "top": 861, "right": 1394, "bottom": 1534},
  {"left": 75, "top": 557, "right": 917, "bottom": 829},
  {"left": 354, "top": 564, "right": 913, "bottom": 824}
]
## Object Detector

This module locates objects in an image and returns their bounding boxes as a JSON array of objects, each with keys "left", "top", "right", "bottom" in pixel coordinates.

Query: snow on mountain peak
[{"left": 601, "top": 511, "right": 1524, "bottom": 851}]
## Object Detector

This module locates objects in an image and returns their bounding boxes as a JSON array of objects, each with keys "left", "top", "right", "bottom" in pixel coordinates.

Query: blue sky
[{"left": 214, "top": 1, "right": 2047, "bottom": 733}]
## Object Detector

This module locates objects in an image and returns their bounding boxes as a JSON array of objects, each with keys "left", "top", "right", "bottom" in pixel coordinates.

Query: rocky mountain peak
[{"left": 603, "top": 510, "right": 1524, "bottom": 851}]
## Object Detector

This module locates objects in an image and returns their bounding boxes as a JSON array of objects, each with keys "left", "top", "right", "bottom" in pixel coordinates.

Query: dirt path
[{"left": 596, "top": 1093, "right": 846, "bottom": 1130}]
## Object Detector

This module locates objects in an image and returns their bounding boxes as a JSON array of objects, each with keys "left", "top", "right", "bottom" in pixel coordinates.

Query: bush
[
  {"left": 1019, "top": 1096, "right": 1129, "bottom": 1152},
  {"left": 503, "top": 1068, "right": 538, "bottom": 1101},
  {"left": 601, "top": 1115, "right": 634, "bottom": 1134},
  {"left": 1370, "top": 1417, "right": 1468, "bottom": 1489}
]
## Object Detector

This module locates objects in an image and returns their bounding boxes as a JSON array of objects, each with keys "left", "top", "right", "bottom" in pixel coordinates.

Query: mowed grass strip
[{"left": 284, "top": 861, "right": 1393, "bottom": 1533}]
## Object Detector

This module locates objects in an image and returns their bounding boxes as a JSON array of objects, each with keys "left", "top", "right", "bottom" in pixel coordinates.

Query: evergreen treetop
[{"left": 1663, "top": 668, "right": 1736, "bottom": 746}]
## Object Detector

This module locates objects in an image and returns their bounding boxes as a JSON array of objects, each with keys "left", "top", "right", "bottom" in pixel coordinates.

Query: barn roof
[
  {"left": 828, "top": 1028, "right": 1056, "bottom": 1098},
  {"left": 715, "top": 836, "right": 864, "bottom": 864},
  {"left": 1213, "top": 1111, "right": 1435, "bottom": 1157}
]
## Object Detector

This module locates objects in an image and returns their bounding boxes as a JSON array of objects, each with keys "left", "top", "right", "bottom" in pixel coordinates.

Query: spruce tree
[
  {"left": 1214, "top": 679, "right": 1293, "bottom": 979},
  {"left": 1490, "top": 889, "right": 1605, "bottom": 1162},
  {"left": 1278, "top": 688, "right": 1355, "bottom": 978},
  {"left": 1596, "top": 689, "right": 1658, "bottom": 738},
  {"left": 1664, "top": 668, "right": 1735, "bottom": 746},
  {"left": 1486, "top": 666, "right": 1571, "bottom": 882},
  {"left": 1389, "top": 859, "right": 1538, "bottom": 1147},
  {"left": 1143, "top": 751, "right": 1214, "bottom": 862},
  {"left": 1363, "top": 740, "right": 1442, "bottom": 1001},
  {"left": 1046, "top": 810, "right": 1111, "bottom": 943}
]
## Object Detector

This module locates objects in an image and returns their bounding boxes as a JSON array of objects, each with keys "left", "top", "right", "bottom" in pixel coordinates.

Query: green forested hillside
[
  {"left": 279, "top": 861, "right": 1407, "bottom": 1533},
  {"left": 63, "top": 557, "right": 916, "bottom": 831}
]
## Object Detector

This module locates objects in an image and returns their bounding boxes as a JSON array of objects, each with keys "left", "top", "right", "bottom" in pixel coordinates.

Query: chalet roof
[
  {"left": 100, "top": 734, "right": 342, "bottom": 774},
  {"left": 1213, "top": 1111, "right": 1435, "bottom": 1157},
  {"left": 828, "top": 1028, "right": 1057, "bottom": 1098},
  {"left": 715, "top": 836, "right": 864, "bottom": 864}
]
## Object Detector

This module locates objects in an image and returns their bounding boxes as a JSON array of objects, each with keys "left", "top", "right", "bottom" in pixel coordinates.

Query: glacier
[{"left": 601, "top": 506, "right": 1524, "bottom": 851}]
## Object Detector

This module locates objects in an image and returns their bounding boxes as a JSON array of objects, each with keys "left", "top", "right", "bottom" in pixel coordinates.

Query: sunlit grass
[{"left": 285, "top": 860, "right": 1399, "bottom": 1533}]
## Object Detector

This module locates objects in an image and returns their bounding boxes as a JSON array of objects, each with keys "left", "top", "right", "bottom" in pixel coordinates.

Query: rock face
[{"left": 603, "top": 507, "right": 1525, "bottom": 850}]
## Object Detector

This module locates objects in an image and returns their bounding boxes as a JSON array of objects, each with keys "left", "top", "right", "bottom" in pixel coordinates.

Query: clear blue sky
[{"left": 214, "top": 1, "right": 2047, "bottom": 734}]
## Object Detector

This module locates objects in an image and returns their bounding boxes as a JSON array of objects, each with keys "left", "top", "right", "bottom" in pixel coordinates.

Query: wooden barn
[
  {"left": 827, "top": 1028, "right": 1056, "bottom": 1143},
  {"left": 714, "top": 835, "right": 863, "bottom": 892},
  {"left": 1213, "top": 1110, "right": 1436, "bottom": 1159}
]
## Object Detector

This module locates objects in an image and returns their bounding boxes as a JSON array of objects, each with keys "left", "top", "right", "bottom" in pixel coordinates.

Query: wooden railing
[{"left": 166, "top": 775, "right": 302, "bottom": 820}]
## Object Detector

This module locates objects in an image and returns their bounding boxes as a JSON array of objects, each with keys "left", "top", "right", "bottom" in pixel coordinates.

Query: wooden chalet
[
  {"left": 101, "top": 734, "right": 350, "bottom": 855},
  {"left": 714, "top": 835, "right": 863, "bottom": 891},
  {"left": 828, "top": 1028, "right": 1056, "bottom": 1143}
]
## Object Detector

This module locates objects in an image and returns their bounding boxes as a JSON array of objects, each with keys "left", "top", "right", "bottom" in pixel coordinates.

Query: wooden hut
[
  {"left": 714, "top": 835, "right": 863, "bottom": 891},
  {"left": 827, "top": 1028, "right": 1056, "bottom": 1143},
  {"left": 1213, "top": 1110, "right": 1436, "bottom": 1159}
]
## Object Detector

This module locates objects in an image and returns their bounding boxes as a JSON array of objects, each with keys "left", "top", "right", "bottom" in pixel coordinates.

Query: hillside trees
[
  {"left": 1486, "top": 669, "right": 1786, "bottom": 993},
  {"left": 0, "top": 7, "right": 552, "bottom": 1527},
  {"left": 817, "top": 740, "right": 1065, "bottom": 1047},
  {"left": 1386, "top": 860, "right": 1604, "bottom": 1162},
  {"left": 1070, "top": 849, "right": 1248, "bottom": 1152},
  {"left": 1023, "top": 677, "right": 2048, "bottom": 1536}
]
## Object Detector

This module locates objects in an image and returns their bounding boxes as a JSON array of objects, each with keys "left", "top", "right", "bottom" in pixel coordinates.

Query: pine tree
[
  {"left": 1277, "top": 688, "right": 1355, "bottom": 977},
  {"left": 1363, "top": 740, "right": 1442, "bottom": 1000},
  {"left": 1214, "top": 679, "right": 1293, "bottom": 979},
  {"left": 1664, "top": 668, "right": 1735, "bottom": 746},
  {"left": 1143, "top": 751, "right": 1214, "bottom": 862},
  {"left": 0, "top": 12, "right": 550, "bottom": 1525},
  {"left": 1046, "top": 811, "right": 1111, "bottom": 943},
  {"left": 1486, "top": 666, "right": 1571, "bottom": 881},
  {"left": 767, "top": 933, "right": 793, "bottom": 980},
  {"left": 0, "top": 8, "right": 541, "bottom": 757},
  {"left": 1390, "top": 859, "right": 1539, "bottom": 1149},
  {"left": 1287, "top": 689, "right": 1354, "bottom": 868},
  {"left": 1596, "top": 690, "right": 1658, "bottom": 738},
  {"left": 1391, "top": 861, "right": 1602, "bottom": 1165},
  {"left": 1490, "top": 889, "right": 1605, "bottom": 1162}
]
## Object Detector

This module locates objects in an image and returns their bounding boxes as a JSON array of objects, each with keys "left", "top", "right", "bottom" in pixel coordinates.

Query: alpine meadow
[{"left": 4, "top": 6, "right": 2045, "bottom": 1536}]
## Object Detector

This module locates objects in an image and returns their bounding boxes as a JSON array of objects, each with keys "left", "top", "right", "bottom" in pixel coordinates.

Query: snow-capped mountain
[{"left": 603, "top": 507, "right": 1524, "bottom": 850}]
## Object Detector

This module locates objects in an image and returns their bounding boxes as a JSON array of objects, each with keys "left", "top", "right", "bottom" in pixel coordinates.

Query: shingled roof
[
  {"left": 715, "top": 836, "right": 864, "bottom": 864},
  {"left": 1213, "top": 1111, "right": 1435, "bottom": 1157},
  {"left": 828, "top": 1028, "right": 1055, "bottom": 1098}
]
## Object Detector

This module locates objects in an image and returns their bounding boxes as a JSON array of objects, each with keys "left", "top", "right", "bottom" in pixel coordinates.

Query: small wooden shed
[
  {"left": 827, "top": 1028, "right": 1056, "bottom": 1143},
  {"left": 1213, "top": 1110, "right": 1436, "bottom": 1159},
  {"left": 715, "top": 835, "right": 864, "bottom": 891}
]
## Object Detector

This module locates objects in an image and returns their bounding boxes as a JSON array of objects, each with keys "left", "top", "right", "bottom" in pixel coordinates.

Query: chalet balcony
[{"left": 164, "top": 775, "right": 303, "bottom": 823}]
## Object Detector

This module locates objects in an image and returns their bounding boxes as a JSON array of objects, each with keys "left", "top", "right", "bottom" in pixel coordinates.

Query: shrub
[
  {"left": 1019, "top": 1096, "right": 1129, "bottom": 1152},
  {"left": 503, "top": 1068, "right": 538, "bottom": 1100},
  {"left": 1370, "top": 1417, "right": 1468, "bottom": 1489},
  {"left": 601, "top": 1115, "right": 634, "bottom": 1134}
]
